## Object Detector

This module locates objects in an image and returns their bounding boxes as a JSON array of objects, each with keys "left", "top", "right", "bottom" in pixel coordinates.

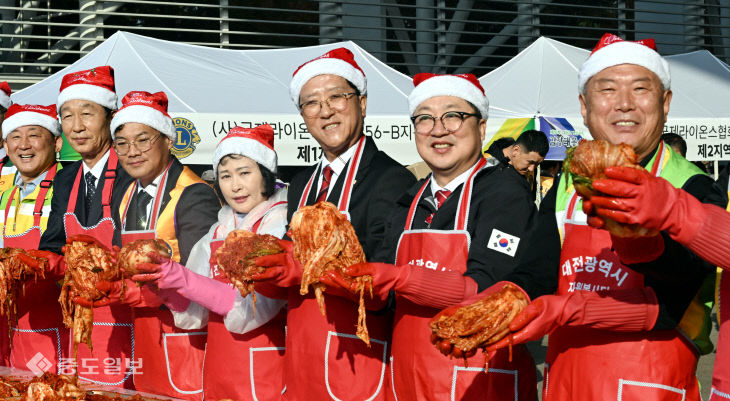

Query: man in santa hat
[
  {"left": 74, "top": 90, "right": 220, "bottom": 400},
  {"left": 252, "top": 47, "right": 415, "bottom": 401},
  {"left": 488, "top": 33, "right": 725, "bottom": 400},
  {"left": 327, "top": 72, "right": 539, "bottom": 400},
  {"left": 0, "top": 103, "right": 67, "bottom": 373},
  {"left": 37, "top": 65, "right": 135, "bottom": 387}
]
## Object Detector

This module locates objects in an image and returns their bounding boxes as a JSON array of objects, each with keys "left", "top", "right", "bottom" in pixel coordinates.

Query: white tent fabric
[
  {"left": 479, "top": 36, "right": 730, "bottom": 161},
  {"left": 13, "top": 31, "right": 421, "bottom": 165}
]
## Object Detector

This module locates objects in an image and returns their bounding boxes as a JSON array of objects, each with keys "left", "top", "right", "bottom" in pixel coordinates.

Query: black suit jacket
[
  {"left": 374, "top": 160, "right": 538, "bottom": 291},
  {"left": 40, "top": 151, "right": 134, "bottom": 254},
  {"left": 120, "top": 157, "right": 221, "bottom": 264},
  {"left": 287, "top": 136, "right": 416, "bottom": 260}
]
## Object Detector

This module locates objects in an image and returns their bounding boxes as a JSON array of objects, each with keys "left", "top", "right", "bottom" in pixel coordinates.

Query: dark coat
[
  {"left": 120, "top": 157, "right": 220, "bottom": 265},
  {"left": 373, "top": 159, "right": 538, "bottom": 291},
  {"left": 287, "top": 135, "right": 416, "bottom": 259},
  {"left": 40, "top": 151, "right": 134, "bottom": 253}
]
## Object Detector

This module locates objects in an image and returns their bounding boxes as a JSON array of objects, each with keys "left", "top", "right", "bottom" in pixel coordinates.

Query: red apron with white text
[
  {"left": 391, "top": 158, "right": 537, "bottom": 401},
  {"left": 63, "top": 152, "right": 135, "bottom": 388},
  {"left": 120, "top": 166, "right": 206, "bottom": 401},
  {"left": 285, "top": 135, "right": 391, "bottom": 401},
  {"left": 203, "top": 210, "right": 287, "bottom": 401},
  {"left": 4, "top": 165, "right": 70, "bottom": 375},
  {"left": 545, "top": 190, "right": 700, "bottom": 401}
]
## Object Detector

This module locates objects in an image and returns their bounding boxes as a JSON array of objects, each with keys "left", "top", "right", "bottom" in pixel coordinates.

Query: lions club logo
[{"left": 171, "top": 117, "right": 201, "bottom": 159}]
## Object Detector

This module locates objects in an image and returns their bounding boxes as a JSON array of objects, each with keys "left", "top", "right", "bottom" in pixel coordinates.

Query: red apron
[
  {"left": 203, "top": 208, "right": 287, "bottom": 401},
  {"left": 2, "top": 165, "right": 70, "bottom": 374},
  {"left": 711, "top": 272, "right": 730, "bottom": 400},
  {"left": 390, "top": 158, "right": 536, "bottom": 401},
  {"left": 285, "top": 135, "right": 391, "bottom": 401},
  {"left": 119, "top": 164, "right": 207, "bottom": 401},
  {"left": 63, "top": 152, "right": 135, "bottom": 388},
  {"left": 545, "top": 186, "right": 701, "bottom": 400}
]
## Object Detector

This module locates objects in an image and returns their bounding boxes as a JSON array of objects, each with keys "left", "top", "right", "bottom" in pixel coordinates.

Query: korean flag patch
[{"left": 487, "top": 229, "right": 520, "bottom": 257}]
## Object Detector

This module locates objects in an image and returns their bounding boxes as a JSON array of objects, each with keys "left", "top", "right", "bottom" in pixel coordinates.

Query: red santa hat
[
  {"left": 0, "top": 82, "right": 12, "bottom": 110},
  {"left": 213, "top": 124, "right": 277, "bottom": 175},
  {"left": 579, "top": 33, "right": 670, "bottom": 92},
  {"left": 110, "top": 91, "right": 177, "bottom": 141},
  {"left": 57, "top": 66, "right": 117, "bottom": 112},
  {"left": 408, "top": 73, "right": 489, "bottom": 118},
  {"left": 2, "top": 103, "right": 61, "bottom": 139},
  {"left": 289, "top": 47, "right": 367, "bottom": 108}
]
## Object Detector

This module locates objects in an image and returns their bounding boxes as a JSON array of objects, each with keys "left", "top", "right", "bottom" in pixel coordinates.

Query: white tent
[
  {"left": 13, "top": 31, "right": 420, "bottom": 166},
  {"left": 479, "top": 36, "right": 730, "bottom": 161}
]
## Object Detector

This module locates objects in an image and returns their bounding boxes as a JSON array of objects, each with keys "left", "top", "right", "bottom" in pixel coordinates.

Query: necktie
[
  {"left": 84, "top": 172, "right": 96, "bottom": 210},
  {"left": 135, "top": 190, "right": 153, "bottom": 230},
  {"left": 425, "top": 189, "right": 451, "bottom": 225},
  {"left": 316, "top": 166, "right": 334, "bottom": 203}
]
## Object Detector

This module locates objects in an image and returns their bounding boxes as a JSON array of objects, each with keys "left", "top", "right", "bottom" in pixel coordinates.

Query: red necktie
[
  {"left": 316, "top": 166, "right": 334, "bottom": 203},
  {"left": 425, "top": 189, "right": 451, "bottom": 225}
]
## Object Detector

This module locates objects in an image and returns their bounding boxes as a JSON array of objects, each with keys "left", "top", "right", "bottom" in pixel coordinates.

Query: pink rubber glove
[
  {"left": 251, "top": 240, "right": 303, "bottom": 288},
  {"left": 73, "top": 279, "right": 163, "bottom": 308},
  {"left": 487, "top": 287, "right": 659, "bottom": 351},
  {"left": 431, "top": 281, "right": 529, "bottom": 359},
  {"left": 337, "top": 262, "right": 478, "bottom": 309},
  {"left": 131, "top": 253, "right": 236, "bottom": 316}
]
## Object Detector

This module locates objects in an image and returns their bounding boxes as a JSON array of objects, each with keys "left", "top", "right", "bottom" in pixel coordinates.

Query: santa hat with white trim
[
  {"left": 2, "top": 103, "right": 61, "bottom": 139},
  {"left": 579, "top": 33, "right": 670, "bottom": 92},
  {"left": 57, "top": 66, "right": 117, "bottom": 112},
  {"left": 213, "top": 124, "right": 277, "bottom": 175},
  {"left": 289, "top": 47, "right": 367, "bottom": 108},
  {"left": 110, "top": 91, "right": 177, "bottom": 141},
  {"left": 408, "top": 73, "right": 489, "bottom": 119},
  {"left": 0, "top": 82, "right": 12, "bottom": 110}
]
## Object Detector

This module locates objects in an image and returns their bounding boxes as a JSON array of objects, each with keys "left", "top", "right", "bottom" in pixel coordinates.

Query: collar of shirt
[
  {"left": 134, "top": 173, "right": 164, "bottom": 219},
  {"left": 318, "top": 139, "right": 359, "bottom": 192},
  {"left": 14, "top": 169, "right": 49, "bottom": 200},
  {"left": 82, "top": 149, "right": 111, "bottom": 181},
  {"left": 429, "top": 160, "right": 480, "bottom": 196}
]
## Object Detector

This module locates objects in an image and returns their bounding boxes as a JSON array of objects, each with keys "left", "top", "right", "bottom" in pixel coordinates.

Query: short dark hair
[
  {"left": 217, "top": 154, "right": 277, "bottom": 198},
  {"left": 345, "top": 79, "right": 362, "bottom": 96},
  {"left": 661, "top": 133, "right": 687, "bottom": 157},
  {"left": 515, "top": 129, "right": 549, "bottom": 157}
]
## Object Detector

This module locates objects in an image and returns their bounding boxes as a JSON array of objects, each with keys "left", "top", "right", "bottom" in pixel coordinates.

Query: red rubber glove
[
  {"left": 589, "top": 166, "right": 707, "bottom": 244},
  {"left": 340, "top": 262, "right": 477, "bottom": 309},
  {"left": 73, "top": 279, "right": 162, "bottom": 308},
  {"left": 430, "top": 281, "right": 528, "bottom": 359},
  {"left": 251, "top": 240, "right": 303, "bottom": 288},
  {"left": 486, "top": 287, "right": 659, "bottom": 352},
  {"left": 21, "top": 250, "right": 66, "bottom": 277}
]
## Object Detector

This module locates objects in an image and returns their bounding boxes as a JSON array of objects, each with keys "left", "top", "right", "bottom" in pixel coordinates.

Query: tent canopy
[{"left": 14, "top": 31, "right": 412, "bottom": 115}]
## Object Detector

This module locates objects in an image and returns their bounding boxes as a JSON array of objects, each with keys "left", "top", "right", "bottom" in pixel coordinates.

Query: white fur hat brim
[
  {"left": 2, "top": 111, "right": 61, "bottom": 139},
  {"left": 212, "top": 137, "right": 277, "bottom": 175},
  {"left": 57, "top": 83, "right": 118, "bottom": 112},
  {"left": 408, "top": 75, "right": 489, "bottom": 119},
  {"left": 110, "top": 105, "right": 176, "bottom": 142},
  {"left": 0, "top": 92, "right": 11, "bottom": 110},
  {"left": 289, "top": 58, "right": 367, "bottom": 108},
  {"left": 579, "top": 41, "right": 670, "bottom": 92}
]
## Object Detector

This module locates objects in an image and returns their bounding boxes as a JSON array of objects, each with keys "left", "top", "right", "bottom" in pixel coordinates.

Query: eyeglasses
[
  {"left": 299, "top": 92, "right": 358, "bottom": 117},
  {"left": 113, "top": 133, "right": 162, "bottom": 156},
  {"left": 410, "top": 111, "right": 480, "bottom": 134}
]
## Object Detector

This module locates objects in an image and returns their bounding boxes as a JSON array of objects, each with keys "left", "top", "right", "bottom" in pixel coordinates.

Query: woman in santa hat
[{"left": 129, "top": 124, "right": 287, "bottom": 401}]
